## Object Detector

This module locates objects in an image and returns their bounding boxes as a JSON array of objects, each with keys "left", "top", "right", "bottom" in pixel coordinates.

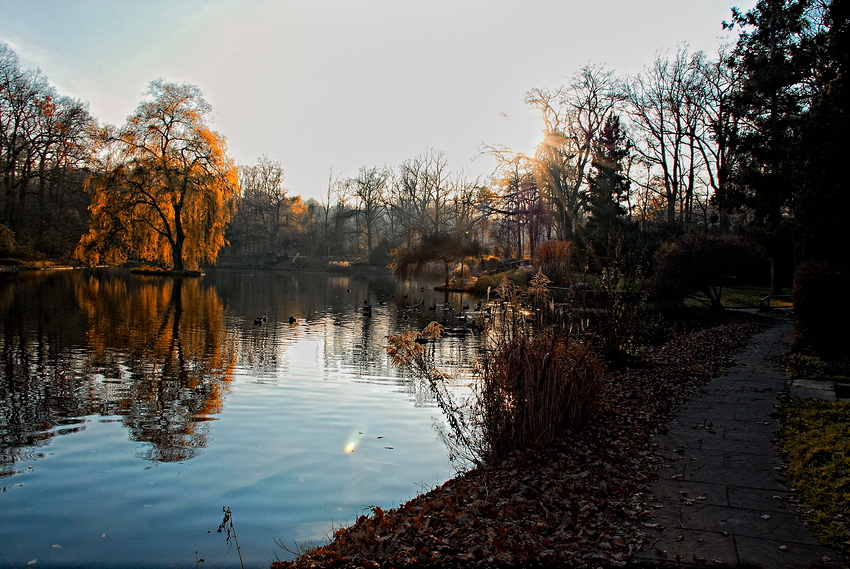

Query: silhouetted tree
[
  {"left": 0, "top": 42, "right": 93, "bottom": 256},
  {"left": 392, "top": 232, "right": 481, "bottom": 286},
  {"left": 725, "top": 0, "right": 823, "bottom": 226},
  {"left": 585, "top": 115, "right": 632, "bottom": 261},
  {"left": 789, "top": 0, "right": 849, "bottom": 263},
  {"left": 625, "top": 45, "right": 709, "bottom": 225},
  {"left": 349, "top": 165, "right": 388, "bottom": 255}
]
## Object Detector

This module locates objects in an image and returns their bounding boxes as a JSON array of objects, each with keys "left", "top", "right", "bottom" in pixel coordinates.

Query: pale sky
[{"left": 0, "top": 0, "right": 754, "bottom": 201}]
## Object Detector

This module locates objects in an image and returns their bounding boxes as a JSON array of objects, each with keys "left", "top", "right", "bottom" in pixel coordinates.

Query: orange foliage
[
  {"left": 76, "top": 80, "right": 238, "bottom": 270},
  {"left": 73, "top": 274, "right": 237, "bottom": 461}
]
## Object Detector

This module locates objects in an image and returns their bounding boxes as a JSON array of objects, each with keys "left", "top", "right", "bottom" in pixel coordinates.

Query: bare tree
[
  {"left": 1, "top": 42, "right": 94, "bottom": 254},
  {"left": 390, "top": 154, "right": 430, "bottom": 247},
  {"left": 237, "top": 156, "right": 288, "bottom": 254},
  {"left": 421, "top": 149, "right": 451, "bottom": 234},
  {"left": 350, "top": 165, "right": 389, "bottom": 254},
  {"left": 524, "top": 64, "right": 624, "bottom": 240},
  {"left": 318, "top": 168, "right": 342, "bottom": 256},
  {"left": 695, "top": 46, "right": 744, "bottom": 231},
  {"left": 625, "top": 45, "right": 709, "bottom": 225}
]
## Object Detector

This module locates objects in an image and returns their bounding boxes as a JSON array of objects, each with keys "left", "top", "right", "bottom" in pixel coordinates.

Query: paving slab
[
  {"left": 650, "top": 479, "right": 729, "bottom": 507},
  {"left": 735, "top": 535, "right": 837, "bottom": 569},
  {"left": 631, "top": 318, "right": 842, "bottom": 568}
]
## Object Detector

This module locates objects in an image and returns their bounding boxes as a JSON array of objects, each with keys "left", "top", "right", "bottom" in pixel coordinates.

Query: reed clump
[{"left": 475, "top": 330, "right": 603, "bottom": 461}]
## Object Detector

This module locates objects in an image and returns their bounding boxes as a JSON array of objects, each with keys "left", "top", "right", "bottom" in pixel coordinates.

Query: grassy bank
[{"left": 780, "top": 398, "right": 850, "bottom": 565}]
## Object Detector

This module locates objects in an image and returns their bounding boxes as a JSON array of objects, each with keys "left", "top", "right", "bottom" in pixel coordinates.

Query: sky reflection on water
[{"left": 0, "top": 268, "right": 482, "bottom": 568}]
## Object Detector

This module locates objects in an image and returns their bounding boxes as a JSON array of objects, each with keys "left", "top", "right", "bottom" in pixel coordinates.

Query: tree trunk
[{"left": 172, "top": 214, "right": 186, "bottom": 271}]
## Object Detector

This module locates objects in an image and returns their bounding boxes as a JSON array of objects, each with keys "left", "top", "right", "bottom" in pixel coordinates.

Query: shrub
[
  {"left": 326, "top": 260, "right": 352, "bottom": 273},
  {"left": 470, "top": 268, "right": 529, "bottom": 293},
  {"left": 475, "top": 331, "right": 603, "bottom": 461},
  {"left": 793, "top": 260, "right": 850, "bottom": 361},
  {"left": 782, "top": 352, "right": 850, "bottom": 381},
  {"left": 386, "top": 287, "right": 605, "bottom": 465},
  {"left": 0, "top": 223, "right": 16, "bottom": 256},
  {"left": 649, "top": 232, "right": 752, "bottom": 312},
  {"left": 368, "top": 238, "right": 397, "bottom": 266}
]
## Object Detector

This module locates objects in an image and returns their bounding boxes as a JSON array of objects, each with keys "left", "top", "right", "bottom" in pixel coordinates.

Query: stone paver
[{"left": 631, "top": 318, "right": 841, "bottom": 569}]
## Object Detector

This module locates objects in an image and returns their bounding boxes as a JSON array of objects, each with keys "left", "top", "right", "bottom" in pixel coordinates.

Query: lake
[{"left": 0, "top": 268, "right": 483, "bottom": 568}]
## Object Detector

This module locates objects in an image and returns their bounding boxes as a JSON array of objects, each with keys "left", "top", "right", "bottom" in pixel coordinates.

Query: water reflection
[
  {"left": 0, "top": 270, "right": 236, "bottom": 469},
  {"left": 207, "top": 269, "right": 482, "bottom": 395},
  {"left": 1, "top": 269, "right": 482, "bottom": 474},
  {"left": 0, "top": 268, "right": 484, "bottom": 567}
]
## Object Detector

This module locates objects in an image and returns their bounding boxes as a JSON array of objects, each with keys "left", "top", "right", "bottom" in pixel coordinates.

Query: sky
[{"left": 0, "top": 0, "right": 755, "bottom": 201}]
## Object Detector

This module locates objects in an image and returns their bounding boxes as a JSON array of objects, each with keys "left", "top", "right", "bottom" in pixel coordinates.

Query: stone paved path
[{"left": 632, "top": 317, "right": 841, "bottom": 568}]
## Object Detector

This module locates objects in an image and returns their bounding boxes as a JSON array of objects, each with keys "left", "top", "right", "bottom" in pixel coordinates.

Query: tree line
[{"left": 0, "top": 0, "right": 846, "bottom": 279}]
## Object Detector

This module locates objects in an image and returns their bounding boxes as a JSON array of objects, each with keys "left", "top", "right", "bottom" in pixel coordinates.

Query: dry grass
[{"left": 476, "top": 330, "right": 603, "bottom": 461}]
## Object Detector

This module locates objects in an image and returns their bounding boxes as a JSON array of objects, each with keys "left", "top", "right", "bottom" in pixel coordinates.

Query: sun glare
[{"left": 344, "top": 429, "right": 365, "bottom": 453}]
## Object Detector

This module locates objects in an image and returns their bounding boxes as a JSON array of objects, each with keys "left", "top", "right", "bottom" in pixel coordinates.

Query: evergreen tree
[
  {"left": 791, "top": 0, "right": 849, "bottom": 263},
  {"left": 725, "top": 0, "right": 822, "bottom": 227},
  {"left": 585, "top": 115, "right": 631, "bottom": 261}
]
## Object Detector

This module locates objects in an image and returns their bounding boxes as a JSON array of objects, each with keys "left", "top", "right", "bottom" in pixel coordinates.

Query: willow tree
[{"left": 77, "top": 79, "right": 237, "bottom": 271}]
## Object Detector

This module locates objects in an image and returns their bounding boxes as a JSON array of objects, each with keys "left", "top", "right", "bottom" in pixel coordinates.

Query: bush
[
  {"left": 0, "top": 223, "right": 16, "bottom": 256},
  {"left": 470, "top": 268, "right": 529, "bottom": 293},
  {"left": 793, "top": 260, "right": 850, "bottom": 361},
  {"left": 782, "top": 352, "right": 850, "bottom": 381},
  {"left": 649, "top": 232, "right": 753, "bottom": 312},
  {"left": 368, "top": 238, "right": 397, "bottom": 266},
  {"left": 386, "top": 286, "right": 605, "bottom": 465}
]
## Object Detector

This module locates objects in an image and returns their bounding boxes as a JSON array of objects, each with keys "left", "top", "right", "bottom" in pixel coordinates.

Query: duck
[
  {"left": 253, "top": 316, "right": 267, "bottom": 325},
  {"left": 288, "top": 316, "right": 297, "bottom": 324}
]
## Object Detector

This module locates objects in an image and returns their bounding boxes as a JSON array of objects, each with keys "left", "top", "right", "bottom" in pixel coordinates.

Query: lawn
[{"left": 684, "top": 285, "right": 794, "bottom": 309}]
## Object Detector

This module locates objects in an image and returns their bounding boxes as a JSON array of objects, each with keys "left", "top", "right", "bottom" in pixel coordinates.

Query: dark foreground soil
[{"left": 272, "top": 314, "right": 773, "bottom": 569}]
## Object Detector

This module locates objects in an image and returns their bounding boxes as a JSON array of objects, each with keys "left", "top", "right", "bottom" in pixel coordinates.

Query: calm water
[{"left": 0, "top": 268, "right": 482, "bottom": 568}]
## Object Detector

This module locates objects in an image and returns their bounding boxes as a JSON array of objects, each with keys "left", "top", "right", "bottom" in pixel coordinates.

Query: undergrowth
[{"left": 782, "top": 352, "right": 850, "bottom": 382}]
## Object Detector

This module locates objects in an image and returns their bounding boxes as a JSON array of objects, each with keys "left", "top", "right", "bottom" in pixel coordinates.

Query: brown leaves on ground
[{"left": 272, "top": 315, "right": 770, "bottom": 569}]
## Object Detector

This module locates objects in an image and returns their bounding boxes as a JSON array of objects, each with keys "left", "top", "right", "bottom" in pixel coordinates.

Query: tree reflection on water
[
  {"left": 0, "top": 269, "right": 236, "bottom": 469},
  {"left": 0, "top": 268, "right": 482, "bottom": 475}
]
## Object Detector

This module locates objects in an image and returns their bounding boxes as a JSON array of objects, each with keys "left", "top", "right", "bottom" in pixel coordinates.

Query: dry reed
[{"left": 475, "top": 330, "right": 603, "bottom": 461}]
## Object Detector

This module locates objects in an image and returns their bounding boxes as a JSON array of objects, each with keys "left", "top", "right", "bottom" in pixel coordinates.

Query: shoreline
[{"left": 272, "top": 314, "right": 775, "bottom": 568}]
